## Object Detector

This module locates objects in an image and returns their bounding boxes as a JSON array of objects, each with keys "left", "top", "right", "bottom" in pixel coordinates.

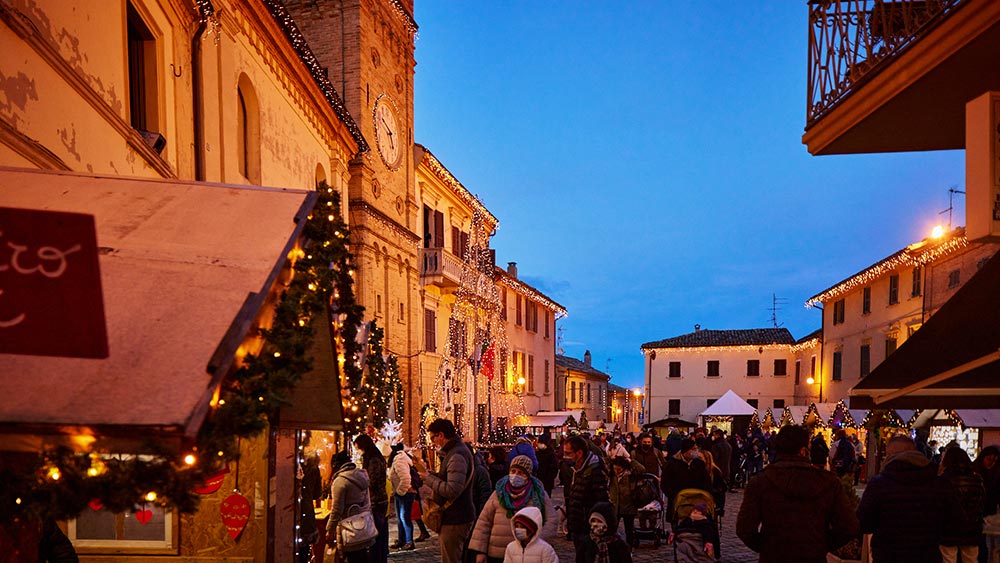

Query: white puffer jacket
[
  {"left": 501, "top": 506, "right": 558, "bottom": 563},
  {"left": 388, "top": 451, "right": 413, "bottom": 496},
  {"left": 469, "top": 479, "right": 557, "bottom": 559}
]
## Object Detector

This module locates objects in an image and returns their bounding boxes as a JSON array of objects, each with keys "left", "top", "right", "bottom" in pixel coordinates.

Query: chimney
[
  {"left": 584, "top": 350, "right": 592, "bottom": 367},
  {"left": 694, "top": 324, "right": 701, "bottom": 331},
  {"left": 507, "top": 262, "right": 518, "bottom": 278}
]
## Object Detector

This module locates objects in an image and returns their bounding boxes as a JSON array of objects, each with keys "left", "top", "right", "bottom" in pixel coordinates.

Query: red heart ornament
[
  {"left": 194, "top": 468, "right": 229, "bottom": 495},
  {"left": 135, "top": 509, "right": 153, "bottom": 525},
  {"left": 220, "top": 493, "right": 250, "bottom": 540},
  {"left": 88, "top": 499, "right": 103, "bottom": 511}
]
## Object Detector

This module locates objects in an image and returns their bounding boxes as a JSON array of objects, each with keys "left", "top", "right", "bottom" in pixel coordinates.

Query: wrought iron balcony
[{"left": 807, "top": 0, "right": 967, "bottom": 127}]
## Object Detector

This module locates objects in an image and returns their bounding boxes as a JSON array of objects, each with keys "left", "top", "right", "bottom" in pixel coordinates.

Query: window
[
  {"left": 451, "top": 226, "right": 462, "bottom": 257},
  {"left": 586, "top": 383, "right": 592, "bottom": 403},
  {"left": 544, "top": 310, "right": 550, "bottom": 338},
  {"left": 520, "top": 353, "right": 527, "bottom": 384},
  {"left": 527, "top": 302, "right": 538, "bottom": 333},
  {"left": 773, "top": 399, "right": 785, "bottom": 409},
  {"left": 501, "top": 288, "right": 507, "bottom": 321},
  {"left": 570, "top": 381, "right": 576, "bottom": 403},
  {"left": 127, "top": 3, "right": 157, "bottom": 134},
  {"left": 773, "top": 359, "right": 787, "bottom": 376},
  {"left": 544, "top": 360, "right": 550, "bottom": 394},
  {"left": 706, "top": 399, "right": 716, "bottom": 408},
  {"left": 862, "top": 287, "right": 871, "bottom": 314},
  {"left": 424, "top": 309, "right": 436, "bottom": 353},
  {"left": 236, "top": 75, "right": 261, "bottom": 184},
  {"left": 668, "top": 362, "right": 682, "bottom": 378},
  {"left": 810, "top": 355, "right": 817, "bottom": 376},
  {"left": 832, "top": 351, "right": 843, "bottom": 381},
  {"left": 707, "top": 360, "right": 720, "bottom": 377},
  {"left": 747, "top": 399, "right": 758, "bottom": 409},
  {"left": 888, "top": 274, "right": 899, "bottom": 305},
  {"left": 747, "top": 359, "right": 760, "bottom": 377},
  {"left": 398, "top": 301, "right": 405, "bottom": 323},
  {"left": 794, "top": 360, "right": 801, "bottom": 385},
  {"left": 668, "top": 399, "right": 680, "bottom": 416},
  {"left": 948, "top": 269, "right": 961, "bottom": 288},
  {"left": 376, "top": 293, "right": 383, "bottom": 316},
  {"left": 860, "top": 344, "right": 871, "bottom": 378},
  {"left": 885, "top": 336, "right": 897, "bottom": 357},
  {"left": 516, "top": 295, "right": 522, "bottom": 326},
  {"left": 832, "top": 299, "right": 845, "bottom": 325},
  {"left": 527, "top": 355, "right": 535, "bottom": 393},
  {"left": 911, "top": 266, "right": 922, "bottom": 297}
]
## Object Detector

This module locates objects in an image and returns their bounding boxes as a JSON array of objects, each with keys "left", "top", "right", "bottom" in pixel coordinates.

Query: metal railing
[{"left": 807, "top": 0, "right": 966, "bottom": 126}]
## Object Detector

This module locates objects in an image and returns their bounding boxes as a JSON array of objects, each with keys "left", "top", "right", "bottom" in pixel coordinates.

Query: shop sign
[{"left": 0, "top": 207, "right": 108, "bottom": 358}]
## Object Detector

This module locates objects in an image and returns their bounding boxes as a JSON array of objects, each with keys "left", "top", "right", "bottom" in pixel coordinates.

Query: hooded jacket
[
  {"left": 326, "top": 462, "right": 373, "bottom": 544},
  {"left": 502, "top": 506, "right": 558, "bottom": 563},
  {"left": 468, "top": 477, "right": 557, "bottom": 559},
  {"left": 858, "top": 450, "right": 959, "bottom": 563},
  {"left": 565, "top": 450, "right": 610, "bottom": 534},
  {"left": 388, "top": 450, "right": 413, "bottom": 495},
  {"left": 736, "top": 455, "right": 858, "bottom": 563},
  {"left": 580, "top": 501, "right": 633, "bottom": 563}
]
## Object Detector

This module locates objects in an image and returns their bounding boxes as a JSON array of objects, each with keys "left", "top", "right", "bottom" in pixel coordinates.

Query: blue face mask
[{"left": 509, "top": 474, "right": 527, "bottom": 488}]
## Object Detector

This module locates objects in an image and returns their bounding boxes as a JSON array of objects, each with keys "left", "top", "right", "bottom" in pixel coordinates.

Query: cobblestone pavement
[{"left": 384, "top": 486, "right": 762, "bottom": 563}]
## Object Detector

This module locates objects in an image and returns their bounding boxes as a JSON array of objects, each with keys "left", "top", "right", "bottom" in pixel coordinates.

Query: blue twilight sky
[{"left": 411, "top": 2, "right": 965, "bottom": 390}]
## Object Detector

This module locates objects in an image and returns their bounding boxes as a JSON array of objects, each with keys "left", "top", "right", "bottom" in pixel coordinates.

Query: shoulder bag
[
  {"left": 336, "top": 474, "right": 378, "bottom": 552},
  {"left": 422, "top": 452, "right": 475, "bottom": 533}
]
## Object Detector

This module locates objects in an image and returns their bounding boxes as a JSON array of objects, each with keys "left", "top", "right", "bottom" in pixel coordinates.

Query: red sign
[{"left": 0, "top": 207, "right": 108, "bottom": 358}]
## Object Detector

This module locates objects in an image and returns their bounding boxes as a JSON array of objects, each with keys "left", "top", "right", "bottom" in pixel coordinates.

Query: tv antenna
[
  {"left": 768, "top": 294, "right": 787, "bottom": 328},
  {"left": 939, "top": 185, "right": 965, "bottom": 228}
]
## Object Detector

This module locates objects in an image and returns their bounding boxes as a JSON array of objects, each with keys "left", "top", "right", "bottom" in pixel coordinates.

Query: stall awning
[
  {"left": 646, "top": 417, "right": 698, "bottom": 429},
  {"left": 519, "top": 411, "right": 576, "bottom": 428},
  {"left": 700, "top": 390, "right": 757, "bottom": 416},
  {"left": 0, "top": 168, "right": 315, "bottom": 450},
  {"left": 850, "top": 250, "right": 1000, "bottom": 409}
]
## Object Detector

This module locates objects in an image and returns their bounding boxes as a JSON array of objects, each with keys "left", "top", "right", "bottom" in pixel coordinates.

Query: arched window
[
  {"left": 315, "top": 163, "right": 327, "bottom": 188},
  {"left": 236, "top": 74, "right": 260, "bottom": 184}
]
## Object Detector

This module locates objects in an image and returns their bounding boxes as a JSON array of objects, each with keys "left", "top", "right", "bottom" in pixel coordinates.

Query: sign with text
[
  {"left": 966, "top": 91, "right": 1000, "bottom": 241},
  {"left": 0, "top": 207, "right": 108, "bottom": 358}
]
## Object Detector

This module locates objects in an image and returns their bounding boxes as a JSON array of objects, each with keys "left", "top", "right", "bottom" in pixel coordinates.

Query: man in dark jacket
[
  {"left": 809, "top": 433, "right": 830, "bottom": 468},
  {"left": 631, "top": 433, "right": 665, "bottom": 481},
  {"left": 736, "top": 424, "right": 859, "bottom": 563},
  {"left": 417, "top": 418, "right": 476, "bottom": 563},
  {"left": 662, "top": 438, "right": 712, "bottom": 515},
  {"left": 563, "top": 434, "right": 610, "bottom": 563},
  {"left": 857, "top": 435, "right": 960, "bottom": 563},
  {"left": 710, "top": 429, "right": 732, "bottom": 486},
  {"left": 534, "top": 434, "right": 559, "bottom": 494}
]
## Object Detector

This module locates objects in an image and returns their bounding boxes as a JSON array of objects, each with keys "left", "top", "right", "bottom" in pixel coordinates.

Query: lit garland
[
  {"left": 831, "top": 400, "right": 856, "bottom": 428},
  {"left": 778, "top": 408, "right": 794, "bottom": 426},
  {"left": 749, "top": 411, "right": 761, "bottom": 429},
  {"left": 644, "top": 343, "right": 796, "bottom": 354},
  {"left": 804, "top": 404, "right": 829, "bottom": 428},
  {"left": 353, "top": 201, "right": 421, "bottom": 246},
  {"left": 0, "top": 183, "right": 364, "bottom": 523},
  {"left": 496, "top": 269, "right": 568, "bottom": 319},
  {"left": 790, "top": 337, "right": 821, "bottom": 354},
  {"left": 359, "top": 321, "right": 403, "bottom": 428},
  {"left": 806, "top": 228, "right": 968, "bottom": 307},
  {"left": 418, "top": 147, "right": 498, "bottom": 230},
  {"left": 861, "top": 409, "right": 907, "bottom": 429}
]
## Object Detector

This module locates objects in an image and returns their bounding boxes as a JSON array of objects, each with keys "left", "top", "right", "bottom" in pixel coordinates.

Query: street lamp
[
  {"left": 517, "top": 376, "right": 526, "bottom": 394},
  {"left": 633, "top": 388, "right": 644, "bottom": 429}
]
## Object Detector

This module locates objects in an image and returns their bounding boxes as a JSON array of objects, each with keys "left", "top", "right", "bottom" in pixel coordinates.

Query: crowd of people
[{"left": 315, "top": 420, "right": 1000, "bottom": 563}]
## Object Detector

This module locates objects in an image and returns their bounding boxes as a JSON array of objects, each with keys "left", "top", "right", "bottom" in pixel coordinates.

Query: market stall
[
  {"left": 910, "top": 409, "right": 1000, "bottom": 459},
  {"left": 699, "top": 389, "right": 757, "bottom": 437}
]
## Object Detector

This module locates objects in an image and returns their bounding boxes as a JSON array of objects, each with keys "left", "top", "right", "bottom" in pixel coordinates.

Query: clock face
[{"left": 374, "top": 95, "right": 402, "bottom": 170}]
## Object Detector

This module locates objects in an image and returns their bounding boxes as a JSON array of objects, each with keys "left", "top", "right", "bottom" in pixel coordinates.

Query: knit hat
[
  {"left": 692, "top": 502, "right": 708, "bottom": 514},
  {"left": 679, "top": 438, "right": 697, "bottom": 453},
  {"left": 510, "top": 454, "right": 534, "bottom": 476},
  {"left": 512, "top": 511, "right": 538, "bottom": 538}
]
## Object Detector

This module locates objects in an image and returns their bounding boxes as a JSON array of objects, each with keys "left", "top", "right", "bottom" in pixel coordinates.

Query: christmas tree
[{"left": 424, "top": 210, "right": 525, "bottom": 444}]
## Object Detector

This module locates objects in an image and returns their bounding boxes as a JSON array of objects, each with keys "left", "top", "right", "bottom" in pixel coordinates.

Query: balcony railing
[
  {"left": 807, "top": 0, "right": 966, "bottom": 126},
  {"left": 419, "top": 247, "right": 465, "bottom": 286}
]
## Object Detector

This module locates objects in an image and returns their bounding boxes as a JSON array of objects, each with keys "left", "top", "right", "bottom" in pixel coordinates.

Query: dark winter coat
[
  {"left": 630, "top": 446, "right": 665, "bottom": 480},
  {"left": 809, "top": 435, "right": 829, "bottom": 466},
  {"left": 857, "top": 450, "right": 960, "bottom": 563},
  {"left": 360, "top": 449, "right": 389, "bottom": 512},
  {"left": 535, "top": 441, "right": 558, "bottom": 494},
  {"left": 662, "top": 453, "right": 712, "bottom": 514},
  {"left": 711, "top": 437, "right": 732, "bottom": 479},
  {"left": 472, "top": 452, "right": 493, "bottom": 514},
  {"left": 426, "top": 437, "right": 476, "bottom": 526},
  {"left": 938, "top": 465, "right": 985, "bottom": 546},
  {"left": 488, "top": 460, "right": 508, "bottom": 488},
  {"left": 565, "top": 451, "right": 610, "bottom": 535},
  {"left": 736, "top": 455, "right": 859, "bottom": 563},
  {"left": 579, "top": 501, "right": 633, "bottom": 563},
  {"left": 610, "top": 459, "right": 646, "bottom": 516}
]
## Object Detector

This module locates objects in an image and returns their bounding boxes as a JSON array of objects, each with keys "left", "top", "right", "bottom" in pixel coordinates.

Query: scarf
[
  {"left": 496, "top": 475, "right": 547, "bottom": 521},
  {"left": 591, "top": 533, "right": 614, "bottom": 563}
]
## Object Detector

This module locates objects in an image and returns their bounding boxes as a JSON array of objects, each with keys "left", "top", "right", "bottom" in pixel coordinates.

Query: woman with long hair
[{"left": 938, "top": 446, "right": 984, "bottom": 563}]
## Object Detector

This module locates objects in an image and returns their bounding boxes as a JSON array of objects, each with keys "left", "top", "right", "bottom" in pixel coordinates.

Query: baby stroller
[
  {"left": 670, "top": 488, "right": 720, "bottom": 563},
  {"left": 633, "top": 473, "right": 667, "bottom": 547}
]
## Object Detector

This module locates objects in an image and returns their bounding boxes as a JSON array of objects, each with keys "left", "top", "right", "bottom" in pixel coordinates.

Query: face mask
[
  {"left": 641, "top": 444, "right": 651, "bottom": 451},
  {"left": 509, "top": 475, "right": 527, "bottom": 488},
  {"left": 513, "top": 527, "right": 529, "bottom": 541},
  {"left": 590, "top": 519, "right": 608, "bottom": 536}
]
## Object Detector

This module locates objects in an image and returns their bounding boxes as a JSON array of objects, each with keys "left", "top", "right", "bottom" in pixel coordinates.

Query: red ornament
[
  {"left": 220, "top": 493, "right": 251, "bottom": 540},
  {"left": 194, "top": 467, "right": 229, "bottom": 495},
  {"left": 88, "top": 499, "right": 103, "bottom": 511},
  {"left": 135, "top": 509, "right": 153, "bottom": 525}
]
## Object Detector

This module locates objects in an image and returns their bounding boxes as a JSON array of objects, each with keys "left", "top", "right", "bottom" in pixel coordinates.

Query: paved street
[{"left": 385, "top": 486, "right": 762, "bottom": 563}]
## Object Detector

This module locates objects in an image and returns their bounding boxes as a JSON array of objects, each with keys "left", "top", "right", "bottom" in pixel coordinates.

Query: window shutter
[
  {"left": 434, "top": 210, "right": 444, "bottom": 248},
  {"left": 424, "top": 309, "right": 436, "bottom": 353},
  {"left": 451, "top": 226, "right": 460, "bottom": 256}
]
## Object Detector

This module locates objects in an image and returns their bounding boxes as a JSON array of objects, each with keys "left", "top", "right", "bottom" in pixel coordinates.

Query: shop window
[
  {"left": 747, "top": 359, "right": 760, "bottom": 377},
  {"left": 707, "top": 360, "right": 719, "bottom": 377}
]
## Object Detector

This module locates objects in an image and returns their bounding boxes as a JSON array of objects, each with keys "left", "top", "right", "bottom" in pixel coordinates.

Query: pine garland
[
  {"left": 0, "top": 182, "right": 364, "bottom": 523},
  {"left": 361, "top": 321, "right": 403, "bottom": 428}
]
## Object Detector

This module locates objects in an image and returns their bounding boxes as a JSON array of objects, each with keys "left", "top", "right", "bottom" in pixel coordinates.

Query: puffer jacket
[
  {"left": 736, "top": 455, "right": 858, "bottom": 563},
  {"left": 502, "top": 506, "right": 559, "bottom": 563},
  {"left": 858, "top": 451, "right": 959, "bottom": 563},
  {"left": 939, "top": 465, "right": 985, "bottom": 546},
  {"left": 610, "top": 459, "right": 646, "bottom": 516},
  {"left": 326, "top": 463, "right": 373, "bottom": 546},
  {"left": 566, "top": 451, "right": 610, "bottom": 534},
  {"left": 468, "top": 477, "right": 557, "bottom": 559},
  {"left": 388, "top": 451, "right": 412, "bottom": 496},
  {"left": 426, "top": 437, "right": 476, "bottom": 526}
]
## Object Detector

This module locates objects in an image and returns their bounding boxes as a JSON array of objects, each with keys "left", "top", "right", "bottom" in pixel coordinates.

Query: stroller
[
  {"left": 633, "top": 473, "right": 667, "bottom": 547},
  {"left": 670, "top": 488, "right": 720, "bottom": 563}
]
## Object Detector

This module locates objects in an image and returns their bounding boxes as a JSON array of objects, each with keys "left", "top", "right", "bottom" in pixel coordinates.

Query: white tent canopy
[{"left": 700, "top": 390, "right": 757, "bottom": 416}]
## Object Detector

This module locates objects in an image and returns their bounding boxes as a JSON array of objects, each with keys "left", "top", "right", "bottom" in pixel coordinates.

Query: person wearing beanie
[
  {"left": 581, "top": 501, "right": 632, "bottom": 563},
  {"left": 508, "top": 435, "right": 540, "bottom": 474},
  {"left": 662, "top": 435, "right": 711, "bottom": 516},
  {"left": 469, "top": 454, "right": 556, "bottom": 563},
  {"left": 502, "top": 506, "right": 557, "bottom": 563}
]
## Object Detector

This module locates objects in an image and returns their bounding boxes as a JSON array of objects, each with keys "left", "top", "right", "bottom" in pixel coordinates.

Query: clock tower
[{"left": 283, "top": 0, "right": 422, "bottom": 439}]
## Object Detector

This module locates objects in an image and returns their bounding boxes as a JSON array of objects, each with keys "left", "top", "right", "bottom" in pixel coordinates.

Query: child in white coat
[{"left": 503, "top": 506, "right": 558, "bottom": 563}]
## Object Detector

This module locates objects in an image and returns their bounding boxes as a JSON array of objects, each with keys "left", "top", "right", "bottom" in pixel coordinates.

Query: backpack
[
  {"left": 408, "top": 456, "right": 423, "bottom": 490},
  {"left": 831, "top": 439, "right": 856, "bottom": 471}
]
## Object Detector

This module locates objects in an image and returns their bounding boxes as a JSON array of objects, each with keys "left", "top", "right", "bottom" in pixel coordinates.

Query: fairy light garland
[
  {"left": 496, "top": 270, "right": 567, "bottom": 319},
  {"left": 419, "top": 148, "right": 498, "bottom": 229},
  {"left": 1, "top": 183, "right": 364, "bottom": 523},
  {"left": 806, "top": 229, "right": 968, "bottom": 307}
]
